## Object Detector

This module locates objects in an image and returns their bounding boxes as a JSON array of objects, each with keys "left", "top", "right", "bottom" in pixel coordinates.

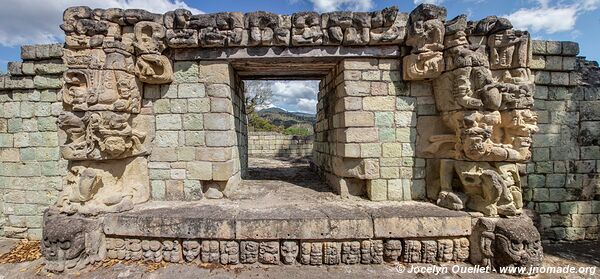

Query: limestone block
[
  {"left": 199, "top": 61, "right": 232, "bottom": 84},
  {"left": 340, "top": 111, "right": 374, "bottom": 127},
  {"left": 362, "top": 96, "right": 395, "bottom": 111},
  {"left": 342, "top": 128, "right": 378, "bottom": 143},
  {"left": 187, "top": 161, "right": 212, "bottom": 180},
  {"left": 367, "top": 179, "right": 387, "bottom": 201}
]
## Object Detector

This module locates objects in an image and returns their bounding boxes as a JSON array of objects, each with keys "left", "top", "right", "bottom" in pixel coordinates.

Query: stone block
[
  {"left": 199, "top": 61, "right": 232, "bottom": 84},
  {"left": 188, "top": 98, "right": 210, "bottom": 113},
  {"left": 531, "top": 40, "right": 546, "bottom": 54},
  {"left": 174, "top": 61, "right": 199, "bottom": 83},
  {"left": 369, "top": 204, "right": 471, "bottom": 238},
  {"left": 206, "top": 131, "right": 236, "bottom": 147},
  {"left": 342, "top": 81, "right": 370, "bottom": 96},
  {"left": 395, "top": 111, "right": 416, "bottom": 127},
  {"left": 212, "top": 160, "right": 235, "bottom": 181},
  {"left": 182, "top": 114, "right": 203, "bottom": 130},
  {"left": 336, "top": 143, "right": 361, "bottom": 158},
  {"left": 545, "top": 56, "right": 562, "bottom": 71},
  {"left": 187, "top": 161, "right": 213, "bottom": 180},
  {"left": 155, "top": 131, "right": 179, "bottom": 147},
  {"left": 165, "top": 180, "right": 185, "bottom": 200},
  {"left": 550, "top": 72, "right": 569, "bottom": 86},
  {"left": 562, "top": 41, "right": 579, "bottom": 56},
  {"left": 184, "top": 131, "right": 205, "bottom": 146},
  {"left": 530, "top": 55, "right": 545, "bottom": 70},
  {"left": 33, "top": 76, "right": 62, "bottom": 89},
  {"left": 366, "top": 180, "right": 387, "bottom": 201},
  {"left": 210, "top": 98, "right": 233, "bottom": 113},
  {"left": 204, "top": 113, "right": 234, "bottom": 130},
  {"left": 341, "top": 111, "right": 374, "bottom": 127},
  {"left": 343, "top": 59, "right": 378, "bottom": 70},
  {"left": 151, "top": 181, "right": 166, "bottom": 200},
  {"left": 178, "top": 83, "right": 205, "bottom": 98},
  {"left": 156, "top": 115, "right": 182, "bottom": 130},
  {"left": 196, "top": 147, "right": 233, "bottom": 162},
  {"left": 363, "top": 96, "right": 395, "bottom": 111},
  {"left": 206, "top": 84, "right": 233, "bottom": 98},
  {"left": 546, "top": 41, "right": 562, "bottom": 55},
  {"left": 343, "top": 128, "right": 378, "bottom": 143},
  {"left": 360, "top": 143, "right": 381, "bottom": 158}
]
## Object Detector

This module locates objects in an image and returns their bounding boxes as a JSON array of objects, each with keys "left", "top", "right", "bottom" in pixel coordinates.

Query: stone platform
[{"left": 104, "top": 200, "right": 471, "bottom": 240}]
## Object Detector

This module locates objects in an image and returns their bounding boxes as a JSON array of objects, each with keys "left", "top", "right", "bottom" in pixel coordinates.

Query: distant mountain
[{"left": 256, "top": 107, "right": 316, "bottom": 131}]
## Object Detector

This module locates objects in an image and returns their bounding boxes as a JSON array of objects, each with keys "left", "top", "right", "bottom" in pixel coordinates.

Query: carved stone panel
[
  {"left": 57, "top": 156, "right": 150, "bottom": 215},
  {"left": 62, "top": 69, "right": 142, "bottom": 113},
  {"left": 58, "top": 112, "right": 153, "bottom": 161}
]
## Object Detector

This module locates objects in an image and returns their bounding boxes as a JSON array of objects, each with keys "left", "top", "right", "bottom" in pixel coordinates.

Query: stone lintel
[{"left": 172, "top": 45, "right": 401, "bottom": 61}]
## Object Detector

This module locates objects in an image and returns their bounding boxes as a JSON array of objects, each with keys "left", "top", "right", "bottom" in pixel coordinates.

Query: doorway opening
[{"left": 241, "top": 79, "right": 330, "bottom": 196}]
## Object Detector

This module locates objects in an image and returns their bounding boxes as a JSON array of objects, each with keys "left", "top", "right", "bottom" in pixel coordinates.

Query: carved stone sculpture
[
  {"left": 403, "top": 4, "right": 446, "bottom": 80},
  {"left": 62, "top": 69, "right": 142, "bottom": 113},
  {"left": 361, "top": 240, "right": 384, "bottom": 264},
  {"left": 383, "top": 239, "right": 402, "bottom": 262},
  {"left": 245, "top": 12, "right": 289, "bottom": 46},
  {"left": 220, "top": 241, "right": 239, "bottom": 264},
  {"left": 470, "top": 216, "right": 543, "bottom": 275},
  {"left": 369, "top": 7, "right": 408, "bottom": 45},
  {"left": 281, "top": 241, "right": 299, "bottom": 265},
  {"left": 292, "top": 12, "right": 322, "bottom": 46},
  {"left": 57, "top": 156, "right": 150, "bottom": 215},
  {"left": 240, "top": 241, "right": 259, "bottom": 263},
  {"left": 134, "top": 54, "right": 173, "bottom": 84},
  {"left": 341, "top": 241, "right": 361, "bottom": 264},
  {"left": 403, "top": 240, "right": 421, "bottom": 263},
  {"left": 323, "top": 242, "right": 341, "bottom": 265},
  {"left": 142, "top": 240, "right": 163, "bottom": 262},
  {"left": 42, "top": 211, "right": 104, "bottom": 273},
  {"left": 258, "top": 241, "right": 280, "bottom": 264},
  {"left": 182, "top": 240, "right": 201, "bottom": 262},
  {"left": 201, "top": 240, "right": 220, "bottom": 263},
  {"left": 58, "top": 112, "right": 150, "bottom": 161}
]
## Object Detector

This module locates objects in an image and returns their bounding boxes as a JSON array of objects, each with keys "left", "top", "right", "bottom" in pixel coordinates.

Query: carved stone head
[
  {"left": 492, "top": 218, "right": 543, "bottom": 272},
  {"left": 182, "top": 240, "right": 200, "bottom": 262},
  {"left": 281, "top": 241, "right": 299, "bottom": 264},
  {"left": 42, "top": 211, "right": 103, "bottom": 273}
]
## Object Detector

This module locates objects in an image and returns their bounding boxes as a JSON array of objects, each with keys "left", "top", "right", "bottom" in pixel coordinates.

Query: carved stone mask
[
  {"left": 492, "top": 219, "right": 543, "bottom": 270},
  {"left": 281, "top": 241, "right": 299, "bottom": 264},
  {"left": 182, "top": 240, "right": 200, "bottom": 261}
]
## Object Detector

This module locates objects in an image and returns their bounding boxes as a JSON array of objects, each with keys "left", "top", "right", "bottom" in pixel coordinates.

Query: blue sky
[{"left": 0, "top": 0, "right": 597, "bottom": 113}]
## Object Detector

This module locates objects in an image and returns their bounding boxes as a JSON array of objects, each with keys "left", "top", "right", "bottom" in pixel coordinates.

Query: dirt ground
[{"left": 0, "top": 157, "right": 598, "bottom": 278}]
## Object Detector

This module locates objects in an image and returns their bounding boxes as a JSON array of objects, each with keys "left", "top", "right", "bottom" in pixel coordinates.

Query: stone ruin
[{"left": 0, "top": 2, "right": 598, "bottom": 276}]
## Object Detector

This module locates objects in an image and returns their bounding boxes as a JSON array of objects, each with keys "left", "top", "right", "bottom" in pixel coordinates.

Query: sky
[{"left": 0, "top": 0, "right": 598, "bottom": 113}]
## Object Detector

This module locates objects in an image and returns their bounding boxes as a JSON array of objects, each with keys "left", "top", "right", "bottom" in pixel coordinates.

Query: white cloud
[
  {"left": 0, "top": 0, "right": 201, "bottom": 47},
  {"left": 506, "top": 0, "right": 599, "bottom": 34},
  {"left": 413, "top": 0, "right": 444, "bottom": 5},
  {"left": 250, "top": 80, "right": 319, "bottom": 114},
  {"left": 308, "top": 0, "right": 374, "bottom": 12}
]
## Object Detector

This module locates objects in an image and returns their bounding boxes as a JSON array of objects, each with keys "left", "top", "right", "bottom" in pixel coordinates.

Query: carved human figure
[
  {"left": 488, "top": 29, "right": 529, "bottom": 70},
  {"left": 437, "top": 160, "right": 521, "bottom": 216},
  {"left": 383, "top": 240, "right": 402, "bottom": 262},
  {"left": 57, "top": 156, "right": 150, "bottom": 215}
]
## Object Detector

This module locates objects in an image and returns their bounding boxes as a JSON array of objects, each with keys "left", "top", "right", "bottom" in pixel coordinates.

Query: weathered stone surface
[{"left": 369, "top": 203, "right": 471, "bottom": 238}]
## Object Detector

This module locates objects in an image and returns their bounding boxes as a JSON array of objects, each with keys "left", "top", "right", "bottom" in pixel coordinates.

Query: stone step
[{"left": 103, "top": 201, "right": 471, "bottom": 240}]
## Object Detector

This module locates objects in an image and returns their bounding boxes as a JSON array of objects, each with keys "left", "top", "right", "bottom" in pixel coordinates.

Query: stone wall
[
  {"left": 0, "top": 44, "right": 65, "bottom": 239},
  {"left": 247, "top": 132, "right": 312, "bottom": 158},
  {"left": 313, "top": 58, "right": 423, "bottom": 200},
  {"left": 525, "top": 40, "right": 600, "bottom": 241},
  {"left": 147, "top": 60, "right": 244, "bottom": 200}
]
